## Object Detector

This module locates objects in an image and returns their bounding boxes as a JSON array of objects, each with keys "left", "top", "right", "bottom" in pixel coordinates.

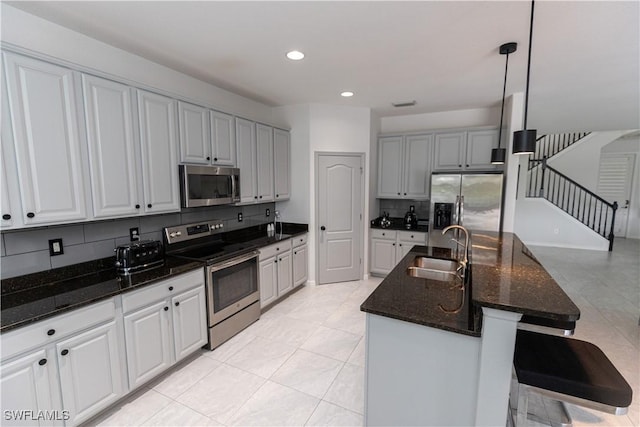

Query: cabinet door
[
  {"left": 178, "top": 101, "right": 211, "bottom": 165},
  {"left": 396, "top": 241, "right": 413, "bottom": 261},
  {"left": 124, "top": 300, "right": 173, "bottom": 389},
  {"left": 137, "top": 90, "right": 180, "bottom": 213},
  {"left": 434, "top": 132, "right": 465, "bottom": 171},
  {"left": 171, "top": 286, "right": 207, "bottom": 363},
  {"left": 377, "top": 136, "right": 404, "bottom": 198},
  {"left": 1, "top": 348, "right": 63, "bottom": 427},
  {"left": 292, "top": 244, "right": 308, "bottom": 287},
  {"left": 236, "top": 118, "right": 258, "bottom": 203},
  {"left": 273, "top": 128, "right": 290, "bottom": 201},
  {"left": 3, "top": 52, "right": 88, "bottom": 225},
  {"left": 276, "top": 250, "right": 293, "bottom": 296},
  {"left": 466, "top": 130, "right": 499, "bottom": 170},
  {"left": 256, "top": 124, "right": 274, "bottom": 202},
  {"left": 370, "top": 238, "right": 396, "bottom": 275},
  {"left": 56, "top": 321, "right": 124, "bottom": 425},
  {"left": 210, "top": 111, "right": 235, "bottom": 166},
  {"left": 82, "top": 75, "right": 141, "bottom": 218},
  {"left": 259, "top": 257, "right": 277, "bottom": 308},
  {"left": 404, "top": 134, "right": 433, "bottom": 198},
  {"left": 1, "top": 144, "right": 14, "bottom": 228}
]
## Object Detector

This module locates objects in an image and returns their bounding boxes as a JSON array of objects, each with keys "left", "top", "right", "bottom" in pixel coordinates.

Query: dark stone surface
[
  {"left": 370, "top": 217, "right": 429, "bottom": 233},
  {"left": 361, "top": 231, "right": 580, "bottom": 336}
]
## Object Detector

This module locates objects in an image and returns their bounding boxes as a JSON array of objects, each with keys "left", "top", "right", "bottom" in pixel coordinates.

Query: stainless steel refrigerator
[{"left": 429, "top": 173, "right": 503, "bottom": 249}]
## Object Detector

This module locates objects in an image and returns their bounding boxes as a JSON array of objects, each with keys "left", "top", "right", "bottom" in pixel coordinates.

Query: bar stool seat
[{"left": 511, "top": 330, "right": 632, "bottom": 426}]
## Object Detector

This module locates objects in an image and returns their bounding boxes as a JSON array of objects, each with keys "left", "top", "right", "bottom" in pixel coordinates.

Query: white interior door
[
  {"left": 317, "top": 153, "right": 363, "bottom": 284},
  {"left": 597, "top": 153, "right": 635, "bottom": 237}
]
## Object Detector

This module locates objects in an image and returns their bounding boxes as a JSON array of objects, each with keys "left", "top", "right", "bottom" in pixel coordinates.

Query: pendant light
[
  {"left": 513, "top": 0, "right": 537, "bottom": 155},
  {"left": 491, "top": 42, "right": 517, "bottom": 165}
]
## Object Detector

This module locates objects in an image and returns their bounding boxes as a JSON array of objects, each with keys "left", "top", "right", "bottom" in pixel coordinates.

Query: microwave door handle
[{"left": 232, "top": 175, "right": 239, "bottom": 201}]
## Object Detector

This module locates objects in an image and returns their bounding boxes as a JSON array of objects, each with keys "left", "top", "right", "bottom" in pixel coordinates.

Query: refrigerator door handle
[{"left": 460, "top": 195, "right": 464, "bottom": 226}]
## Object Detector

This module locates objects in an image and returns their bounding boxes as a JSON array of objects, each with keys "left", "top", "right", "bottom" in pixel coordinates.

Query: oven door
[{"left": 207, "top": 250, "right": 259, "bottom": 325}]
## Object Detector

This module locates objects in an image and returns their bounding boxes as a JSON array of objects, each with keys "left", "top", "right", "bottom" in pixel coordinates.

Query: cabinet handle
[
  {"left": 392, "top": 243, "right": 396, "bottom": 246},
  {"left": 47, "top": 329, "right": 55, "bottom": 336},
  {"left": 276, "top": 194, "right": 279, "bottom": 198},
  {"left": 175, "top": 302, "right": 180, "bottom": 307},
  {"left": 404, "top": 193, "right": 407, "bottom": 196},
  {"left": 214, "top": 157, "right": 218, "bottom": 162},
  {"left": 27, "top": 212, "right": 35, "bottom": 218},
  {"left": 164, "top": 306, "right": 169, "bottom": 311},
  {"left": 61, "top": 349, "right": 69, "bottom": 356},
  {"left": 135, "top": 204, "right": 140, "bottom": 209},
  {"left": 2, "top": 214, "right": 10, "bottom": 220},
  {"left": 259, "top": 196, "right": 263, "bottom": 199},
  {"left": 458, "top": 164, "right": 462, "bottom": 168},
  {"left": 382, "top": 233, "right": 385, "bottom": 236},
  {"left": 274, "top": 259, "right": 278, "bottom": 263},
  {"left": 466, "top": 164, "right": 469, "bottom": 167},
  {"left": 320, "top": 226, "right": 326, "bottom": 231},
  {"left": 147, "top": 203, "right": 152, "bottom": 208},
  {"left": 399, "top": 244, "right": 402, "bottom": 246},
  {"left": 169, "top": 286, "right": 174, "bottom": 291},
  {"left": 411, "top": 235, "right": 414, "bottom": 238},
  {"left": 38, "top": 359, "right": 47, "bottom": 366},
  {"left": 206, "top": 156, "right": 211, "bottom": 161},
  {"left": 294, "top": 251, "right": 297, "bottom": 255},
  {"left": 254, "top": 196, "right": 258, "bottom": 199},
  {"left": 397, "top": 192, "right": 401, "bottom": 195}
]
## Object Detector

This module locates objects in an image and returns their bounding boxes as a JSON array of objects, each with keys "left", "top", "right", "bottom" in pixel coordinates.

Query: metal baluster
[
  {"left": 608, "top": 202, "right": 618, "bottom": 251},
  {"left": 587, "top": 194, "right": 593, "bottom": 227},
  {"left": 571, "top": 183, "right": 577, "bottom": 217},
  {"left": 597, "top": 200, "right": 603, "bottom": 234}
]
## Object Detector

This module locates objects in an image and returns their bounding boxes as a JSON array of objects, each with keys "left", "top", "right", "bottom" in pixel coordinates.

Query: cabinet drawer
[
  {"left": 397, "top": 231, "right": 427, "bottom": 244},
  {"left": 1, "top": 298, "right": 116, "bottom": 361},
  {"left": 370, "top": 229, "right": 397, "bottom": 240},
  {"left": 292, "top": 233, "right": 308, "bottom": 248},
  {"left": 122, "top": 269, "right": 205, "bottom": 314},
  {"left": 259, "top": 239, "right": 291, "bottom": 260}
]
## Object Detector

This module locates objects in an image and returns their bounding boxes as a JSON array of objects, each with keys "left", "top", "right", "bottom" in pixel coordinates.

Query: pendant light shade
[
  {"left": 491, "top": 42, "right": 517, "bottom": 165},
  {"left": 513, "top": 0, "right": 538, "bottom": 155}
]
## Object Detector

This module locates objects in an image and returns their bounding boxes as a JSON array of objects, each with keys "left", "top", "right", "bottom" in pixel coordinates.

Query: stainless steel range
[{"left": 164, "top": 220, "right": 260, "bottom": 350}]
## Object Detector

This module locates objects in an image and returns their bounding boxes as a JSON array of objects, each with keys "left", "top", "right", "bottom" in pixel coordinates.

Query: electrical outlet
[
  {"left": 238, "top": 212, "right": 243, "bottom": 222},
  {"left": 130, "top": 227, "right": 140, "bottom": 241},
  {"left": 266, "top": 208, "right": 270, "bottom": 217},
  {"left": 49, "top": 238, "right": 64, "bottom": 256}
]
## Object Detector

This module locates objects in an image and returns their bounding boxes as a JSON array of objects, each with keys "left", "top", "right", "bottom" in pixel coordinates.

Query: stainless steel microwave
[{"left": 179, "top": 165, "right": 240, "bottom": 208}]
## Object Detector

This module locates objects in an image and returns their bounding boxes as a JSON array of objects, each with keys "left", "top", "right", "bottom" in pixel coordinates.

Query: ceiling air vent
[{"left": 392, "top": 100, "right": 416, "bottom": 108}]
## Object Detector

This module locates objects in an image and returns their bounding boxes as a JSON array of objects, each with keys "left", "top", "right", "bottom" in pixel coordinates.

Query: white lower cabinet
[
  {"left": 370, "top": 229, "right": 428, "bottom": 276},
  {"left": 122, "top": 269, "right": 207, "bottom": 389},
  {"left": 259, "top": 238, "right": 293, "bottom": 308},
  {"left": 292, "top": 234, "right": 308, "bottom": 287}
]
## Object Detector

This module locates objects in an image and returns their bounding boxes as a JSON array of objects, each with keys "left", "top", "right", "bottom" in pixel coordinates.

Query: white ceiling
[{"left": 6, "top": 1, "right": 640, "bottom": 133}]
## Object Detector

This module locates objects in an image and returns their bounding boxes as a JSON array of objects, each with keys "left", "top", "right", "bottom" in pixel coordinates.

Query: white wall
[
  {"left": 503, "top": 93, "right": 525, "bottom": 232},
  {"left": 380, "top": 107, "right": 499, "bottom": 134},
  {"left": 1, "top": 4, "right": 277, "bottom": 126}
]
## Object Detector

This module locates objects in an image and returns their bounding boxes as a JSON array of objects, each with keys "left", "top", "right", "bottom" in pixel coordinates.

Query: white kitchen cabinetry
[
  {"left": 82, "top": 74, "right": 142, "bottom": 219},
  {"left": 236, "top": 118, "right": 258, "bottom": 204},
  {"left": 122, "top": 269, "right": 206, "bottom": 389},
  {"left": 1, "top": 145, "right": 14, "bottom": 228},
  {"left": 3, "top": 52, "right": 89, "bottom": 226},
  {"left": 256, "top": 123, "right": 275, "bottom": 202},
  {"left": 433, "top": 130, "right": 499, "bottom": 171},
  {"left": 273, "top": 128, "right": 291, "bottom": 201},
  {"left": 292, "top": 234, "right": 308, "bottom": 287},
  {"left": 259, "top": 239, "right": 293, "bottom": 308},
  {"left": 210, "top": 111, "right": 236, "bottom": 166},
  {"left": 0, "top": 298, "right": 125, "bottom": 427},
  {"left": 137, "top": 89, "right": 181, "bottom": 214},
  {"left": 377, "top": 134, "right": 433, "bottom": 199},
  {"left": 178, "top": 101, "right": 210, "bottom": 165},
  {"left": 370, "top": 229, "right": 428, "bottom": 276}
]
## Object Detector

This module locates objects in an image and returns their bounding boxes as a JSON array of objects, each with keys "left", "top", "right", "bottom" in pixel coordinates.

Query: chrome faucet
[{"left": 442, "top": 225, "right": 469, "bottom": 275}]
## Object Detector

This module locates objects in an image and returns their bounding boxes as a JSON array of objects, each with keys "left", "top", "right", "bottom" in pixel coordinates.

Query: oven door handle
[{"left": 209, "top": 250, "right": 259, "bottom": 272}]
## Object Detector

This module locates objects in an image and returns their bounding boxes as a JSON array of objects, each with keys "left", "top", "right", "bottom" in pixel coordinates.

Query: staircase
[{"left": 526, "top": 133, "right": 618, "bottom": 251}]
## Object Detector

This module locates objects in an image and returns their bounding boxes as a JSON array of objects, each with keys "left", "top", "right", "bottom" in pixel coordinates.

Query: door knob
[{"left": 320, "top": 226, "right": 326, "bottom": 231}]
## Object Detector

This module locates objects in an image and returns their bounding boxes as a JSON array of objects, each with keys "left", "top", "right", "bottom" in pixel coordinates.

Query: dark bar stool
[{"left": 510, "top": 330, "right": 633, "bottom": 427}]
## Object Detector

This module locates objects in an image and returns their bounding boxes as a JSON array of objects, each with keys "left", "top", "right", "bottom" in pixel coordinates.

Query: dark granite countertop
[
  {"left": 1, "top": 222, "right": 310, "bottom": 333},
  {"left": 371, "top": 217, "right": 429, "bottom": 233},
  {"left": 360, "top": 231, "right": 580, "bottom": 337}
]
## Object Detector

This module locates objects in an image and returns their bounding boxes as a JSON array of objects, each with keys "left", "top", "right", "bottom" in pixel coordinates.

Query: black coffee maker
[{"left": 403, "top": 206, "right": 418, "bottom": 229}]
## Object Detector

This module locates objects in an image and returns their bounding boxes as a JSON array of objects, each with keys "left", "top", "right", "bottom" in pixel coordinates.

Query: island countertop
[{"left": 360, "top": 231, "right": 580, "bottom": 336}]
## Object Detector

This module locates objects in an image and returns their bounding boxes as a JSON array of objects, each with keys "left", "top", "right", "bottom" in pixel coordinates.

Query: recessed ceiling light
[
  {"left": 341, "top": 91, "right": 354, "bottom": 97},
  {"left": 286, "top": 50, "right": 305, "bottom": 60}
]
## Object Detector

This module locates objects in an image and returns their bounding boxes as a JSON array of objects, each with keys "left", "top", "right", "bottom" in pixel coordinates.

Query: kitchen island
[{"left": 360, "top": 231, "right": 580, "bottom": 427}]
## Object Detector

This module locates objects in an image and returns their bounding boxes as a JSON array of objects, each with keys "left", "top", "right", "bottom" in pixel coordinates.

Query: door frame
[{"left": 314, "top": 151, "right": 366, "bottom": 285}]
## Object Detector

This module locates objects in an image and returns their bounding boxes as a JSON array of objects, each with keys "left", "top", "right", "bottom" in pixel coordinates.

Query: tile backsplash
[
  {"left": 378, "top": 199, "right": 429, "bottom": 220},
  {"left": 0, "top": 203, "right": 275, "bottom": 279}
]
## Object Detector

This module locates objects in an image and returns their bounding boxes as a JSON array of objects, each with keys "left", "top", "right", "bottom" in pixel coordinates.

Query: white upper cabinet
[
  {"left": 82, "top": 75, "right": 142, "bottom": 218},
  {"left": 434, "top": 130, "right": 498, "bottom": 171},
  {"left": 210, "top": 111, "right": 236, "bottom": 166},
  {"left": 256, "top": 123, "right": 274, "bottom": 202},
  {"left": 236, "top": 117, "right": 258, "bottom": 203},
  {"left": 3, "top": 52, "right": 89, "bottom": 225},
  {"left": 137, "top": 90, "right": 181, "bottom": 214},
  {"left": 377, "top": 135, "right": 432, "bottom": 199},
  {"left": 273, "top": 128, "right": 291, "bottom": 201},
  {"left": 178, "top": 101, "right": 211, "bottom": 165}
]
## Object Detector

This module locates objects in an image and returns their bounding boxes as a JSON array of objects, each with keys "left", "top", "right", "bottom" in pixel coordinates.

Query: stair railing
[
  {"left": 527, "top": 157, "right": 618, "bottom": 251},
  {"left": 528, "top": 132, "right": 591, "bottom": 169}
]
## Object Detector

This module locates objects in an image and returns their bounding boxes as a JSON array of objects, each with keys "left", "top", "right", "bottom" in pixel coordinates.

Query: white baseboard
[{"left": 363, "top": 274, "right": 369, "bottom": 280}]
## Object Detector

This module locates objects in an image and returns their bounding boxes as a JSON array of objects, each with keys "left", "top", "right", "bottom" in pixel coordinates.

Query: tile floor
[{"left": 86, "top": 238, "right": 639, "bottom": 427}]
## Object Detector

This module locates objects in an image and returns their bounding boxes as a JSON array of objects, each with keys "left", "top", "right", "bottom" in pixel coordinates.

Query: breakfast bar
[{"left": 360, "top": 231, "right": 581, "bottom": 427}]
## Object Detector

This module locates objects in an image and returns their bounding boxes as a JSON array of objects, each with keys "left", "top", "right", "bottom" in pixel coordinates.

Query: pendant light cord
[
  {"left": 497, "top": 52, "right": 510, "bottom": 149},
  {"left": 523, "top": 0, "right": 535, "bottom": 130}
]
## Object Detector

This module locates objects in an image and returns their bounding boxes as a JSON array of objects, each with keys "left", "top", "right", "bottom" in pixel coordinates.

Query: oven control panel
[{"left": 164, "top": 220, "right": 224, "bottom": 244}]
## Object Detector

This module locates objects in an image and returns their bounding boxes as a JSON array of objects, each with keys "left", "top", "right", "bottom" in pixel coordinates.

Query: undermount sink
[{"left": 406, "top": 256, "right": 461, "bottom": 282}]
